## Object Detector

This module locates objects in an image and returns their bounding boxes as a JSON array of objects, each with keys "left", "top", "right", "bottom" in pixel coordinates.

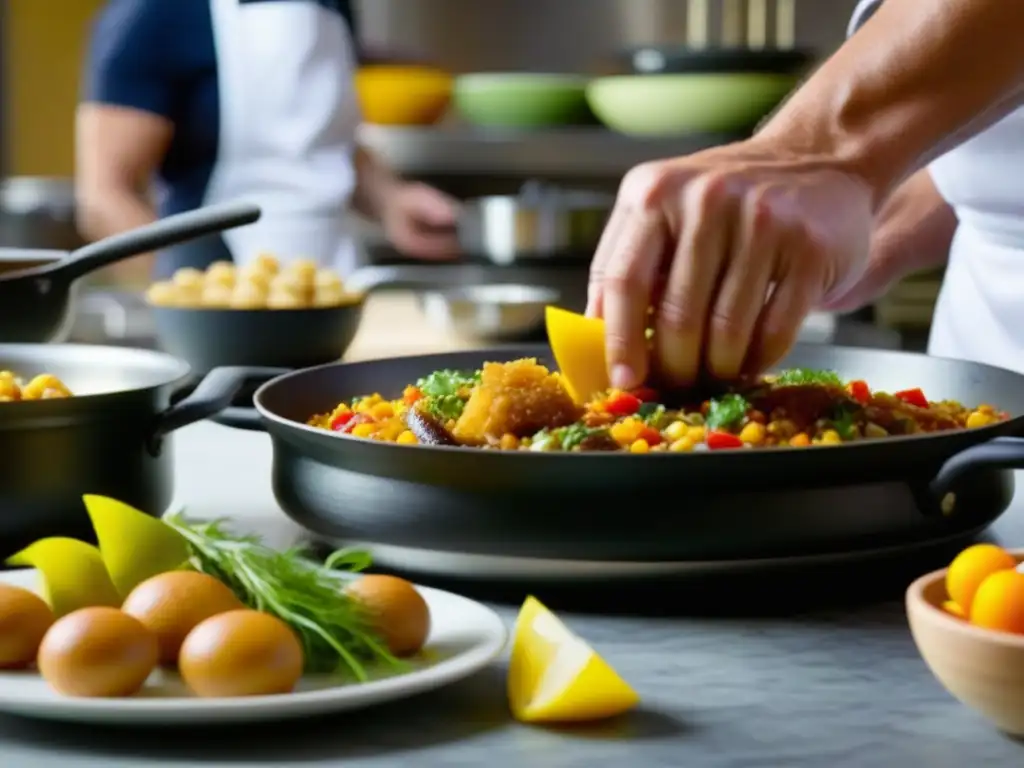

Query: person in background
[
  {"left": 587, "top": 0, "right": 1024, "bottom": 389},
  {"left": 76, "top": 0, "right": 459, "bottom": 283}
]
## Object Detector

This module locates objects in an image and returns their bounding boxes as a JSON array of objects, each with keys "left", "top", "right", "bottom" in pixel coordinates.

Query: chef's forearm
[
  {"left": 757, "top": 0, "right": 1024, "bottom": 209},
  {"left": 351, "top": 144, "right": 398, "bottom": 222},
  {"left": 76, "top": 187, "right": 157, "bottom": 242},
  {"left": 871, "top": 169, "right": 957, "bottom": 274}
]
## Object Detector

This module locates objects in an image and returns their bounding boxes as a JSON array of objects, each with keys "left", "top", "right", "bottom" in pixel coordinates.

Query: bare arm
[
  {"left": 350, "top": 144, "right": 399, "bottom": 222},
  {"left": 823, "top": 169, "right": 957, "bottom": 312},
  {"left": 75, "top": 104, "right": 172, "bottom": 240},
  {"left": 759, "top": 0, "right": 1024, "bottom": 207}
]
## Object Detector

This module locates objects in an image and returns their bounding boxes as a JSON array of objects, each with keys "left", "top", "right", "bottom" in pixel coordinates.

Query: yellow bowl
[
  {"left": 906, "top": 549, "right": 1024, "bottom": 736},
  {"left": 355, "top": 66, "right": 453, "bottom": 126}
]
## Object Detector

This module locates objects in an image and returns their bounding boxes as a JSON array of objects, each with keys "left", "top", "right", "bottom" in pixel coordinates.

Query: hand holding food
[{"left": 145, "top": 253, "right": 358, "bottom": 310}]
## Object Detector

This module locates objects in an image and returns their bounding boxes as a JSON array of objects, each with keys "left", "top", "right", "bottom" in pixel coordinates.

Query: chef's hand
[
  {"left": 382, "top": 182, "right": 460, "bottom": 260},
  {"left": 587, "top": 139, "right": 875, "bottom": 390}
]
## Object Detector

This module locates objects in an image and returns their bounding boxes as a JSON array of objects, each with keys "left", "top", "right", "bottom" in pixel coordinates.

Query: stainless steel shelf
[{"left": 357, "top": 125, "right": 742, "bottom": 177}]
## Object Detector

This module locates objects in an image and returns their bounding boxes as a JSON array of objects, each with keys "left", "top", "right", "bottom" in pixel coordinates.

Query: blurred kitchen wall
[{"left": 355, "top": 0, "right": 860, "bottom": 72}]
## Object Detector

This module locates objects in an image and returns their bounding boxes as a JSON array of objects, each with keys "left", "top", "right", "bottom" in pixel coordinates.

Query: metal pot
[
  {"left": 458, "top": 184, "right": 614, "bottom": 265},
  {"left": 0, "top": 344, "right": 281, "bottom": 557},
  {"left": 0, "top": 177, "right": 82, "bottom": 253}
]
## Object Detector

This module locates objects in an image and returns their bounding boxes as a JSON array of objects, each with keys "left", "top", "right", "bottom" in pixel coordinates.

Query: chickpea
[
  {"left": 313, "top": 269, "right": 343, "bottom": 292},
  {"left": 231, "top": 281, "right": 269, "bottom": 309},
  {"left": 145, "top": 281, "right": 180, "bottom": 307},
  {"left": 253, "top": 252, "right": 280, "bottom": 275},
  {"left": 201, "top": 283, "right": 234, "bottom": 308},
  {"left": 172, "top": 267, "right": 205, "bottom": 290},
  {"left": 313, "top": 285, "right": 350, "bottom": 308},
  {"left": 205, "top": 261, "right": 237, "bottom": 288},
  {"left": 267, "top": 287, "right": 306, "bottom": 309}
]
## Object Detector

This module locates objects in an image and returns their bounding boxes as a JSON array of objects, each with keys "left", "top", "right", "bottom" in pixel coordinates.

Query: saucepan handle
[
  {"left": 930, "top": 436, "right": 1024, "bottom": 499},
  {"left": 152, "top": 366, "right": 289, "bottom": 439}
]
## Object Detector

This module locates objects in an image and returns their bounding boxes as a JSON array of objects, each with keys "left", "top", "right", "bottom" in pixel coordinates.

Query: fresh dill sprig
[{"left": 164, "top": 513, "right": 401, "bottom": 679}]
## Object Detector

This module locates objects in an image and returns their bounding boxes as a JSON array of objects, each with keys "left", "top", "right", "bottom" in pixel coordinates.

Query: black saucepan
[
  {"left": 0, "top": 344, "right": 280, "bottom": 556},
  {"left": 0, "top": 201, "right": 261, "bottom": 343},
  {"left": 212, "top": 344, "right": 1024, "bottom": 563}
]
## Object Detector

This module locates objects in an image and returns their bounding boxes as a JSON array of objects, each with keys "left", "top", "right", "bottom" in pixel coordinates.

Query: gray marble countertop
[{"left": 0, "top": 422, "right": 1022, "bottom": 767}]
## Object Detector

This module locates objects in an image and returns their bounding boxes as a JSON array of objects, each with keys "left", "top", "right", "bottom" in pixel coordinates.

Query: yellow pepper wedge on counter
[
  {"left": 508, "top": 596, "right": 639, "bottom": 724},
  {"left": 545, "top": 306, "right": 609, "bottom": 405}
]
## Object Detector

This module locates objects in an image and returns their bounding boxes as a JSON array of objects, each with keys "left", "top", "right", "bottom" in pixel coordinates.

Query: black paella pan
[{"left": 216, "top": 344, "right": 1024, "bottom": 562}]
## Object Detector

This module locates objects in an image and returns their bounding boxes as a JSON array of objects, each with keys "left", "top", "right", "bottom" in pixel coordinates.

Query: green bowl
[
  {"left": 586, "top": 73, "right": 798, "bottom": 136},
  {"left": 454, "top": 73, "right": 594, "bottom": 128}
]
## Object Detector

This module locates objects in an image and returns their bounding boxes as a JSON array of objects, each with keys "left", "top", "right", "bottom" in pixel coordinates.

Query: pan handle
[
  {"left": 150, "top": 366, "right": 288, "bottom": 448},
  {"left": 28, "top": 201, "right": 262, "bottom": 284},
  {"left": 930, "top": 436, "right": 1024, "bottom": 499}
]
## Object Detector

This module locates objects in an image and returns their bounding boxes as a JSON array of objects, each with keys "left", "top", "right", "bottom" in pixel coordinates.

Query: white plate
[{"left": 0, "top": 569, "right": 508, "bottom": 725}]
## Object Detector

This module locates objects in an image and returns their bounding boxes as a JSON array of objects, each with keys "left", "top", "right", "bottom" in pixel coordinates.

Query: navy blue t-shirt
[{"left": 83, "top": 0, "right": 358, "bottom": 278}]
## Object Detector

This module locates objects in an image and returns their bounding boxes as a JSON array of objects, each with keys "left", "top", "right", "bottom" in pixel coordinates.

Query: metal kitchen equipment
[
  {"left": 207, "top": 343, "right": 1024, "bottom": 570},
  {"left": 417, "top": 284, "right": 560, "bottom": 342},
  {"left": 458, "top": 182, "right": 614, "bottom": 266},
  {"left": 0, "top": 201, "right": 261, "bottom": 343}
]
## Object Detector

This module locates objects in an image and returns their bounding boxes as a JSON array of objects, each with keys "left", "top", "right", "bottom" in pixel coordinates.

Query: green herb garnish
[
  {"left": 705, "top": 393, "right": 750, "bottom": 430},
  {"left": 773, "top": 368, "right": 844, "bottom": 387},
  {"left": 638, "top": 402, "right": 667, "bottom": 427},
  {"left": 164, "top": 514, "right": 399, "bottom": 679},
  {"left": 831, "top": 403, "right": 859, "bottom": 440},
  {"left": 416, "top": 368, "right": 481, "bottom": 421},
  {"left": 555, "top": 422, "right": 610, "bottom": 451}
]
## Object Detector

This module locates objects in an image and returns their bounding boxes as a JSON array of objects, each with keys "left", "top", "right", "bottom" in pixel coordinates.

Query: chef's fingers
[
  {"left": 586, "top": 205, "right": 627, "bottom": 318},
  {"left": 705, "top": 192, "right": 778, "bottom": 380},
  {"left": 653, "top": 175, "right": 733, "bottom": 387},
  {"left": 745, "top": 243, "right": 826, "bottom": 373},
  {"left": 601, "top": 211, "right": 666, "bottom": 389}
]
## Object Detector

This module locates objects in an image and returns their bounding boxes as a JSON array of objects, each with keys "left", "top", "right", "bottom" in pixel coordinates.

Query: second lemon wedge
[
  {"left": 6, "top": 537, "right": 120, "bottom": 617},
  {"left": 83, "top": 495, "right": 191, "bottom": 597},
  {"left": 508, "top": 596, "right": 639, "bottom": 723},
  {"left": 545, "top": 306, "right": 609, "bottom": 405}
]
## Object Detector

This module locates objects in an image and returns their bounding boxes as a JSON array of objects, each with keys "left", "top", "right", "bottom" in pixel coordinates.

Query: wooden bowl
[{"left": 906, "top": 549, "right": 1024, "bottom": 736}]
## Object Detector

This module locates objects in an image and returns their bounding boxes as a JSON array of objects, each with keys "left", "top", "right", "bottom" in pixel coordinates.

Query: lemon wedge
[
  {"left": 508, "top": 596, "right": 639, "bottom": 723},
  {"left": 6, "top": 537, "right": 120, "bottom": 617},
  {"left": 545, "top": 306, "right": 609, "bottom": 404},
  {"left": 83, "top": 495, "right": 190, "bottom": 597}
]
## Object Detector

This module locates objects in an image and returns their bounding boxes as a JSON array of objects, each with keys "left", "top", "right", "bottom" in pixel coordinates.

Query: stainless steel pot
[
  {"left": 418, "top": 284, "right": 560, "bottom": 342},
  {"left": 0, "top": 177, "right": 82, "bottom": 253},
  {"left": 0, "top": 344, "right": 281, "bottom": 556},
  {"left": 458, "top": 184, "right": 614, "bottom": 265}
]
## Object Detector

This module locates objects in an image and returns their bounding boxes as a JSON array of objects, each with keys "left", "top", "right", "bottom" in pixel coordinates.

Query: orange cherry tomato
[
  {"left": 946, "top": 544, "right": 1017, "bottom": 615},
  {"left": 970, "top": 569, "right": 1024, "bottom": 635}
]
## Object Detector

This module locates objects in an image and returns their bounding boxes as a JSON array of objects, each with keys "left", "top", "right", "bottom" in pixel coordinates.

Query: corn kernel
[
  {"left": 610, "top": 418, "right": 645, "bottom": 445},
  {"left": 738, "top": 421, "right": 766, "bottom": 445},
  {"left": 350, "top": 423, "right": 377, "bottom": 438},
  {"left": 789, "top": 433, "right": 811, "bottom": 447},
  {"left": 978, "top": 404, "right": 995, "bottom": 415},
  {"left": 664, "top": 421, "right": 688, "bottom": 441},
  {"left": 767, "top": 419, "right": 796, "bottom": 439},
  {"left": 967, "top": 411, "right": 996, "bottom": 429},
  {"left": 370, "top": 402, "right": 395, "bottom": 420},
  {"left": 686, "top": 425, "right": 706, "bottom": 442},
  {"left": 0, "top": 379, "right": 19, "bottom": 400},
  {"left": 819, "top": 429, "right": 842, "bottom": 445},
  {"left": 669, "top": 436, "right": 695, "bottom": 452},
  {"left": 499, "top": 433, "right": 519, "bottom": 450},
  {"left": 630, "top": 438, "right": 650, "bottom": 454},
  {"left": 396, "top": 430, "right": 417, "bottom": 444}
]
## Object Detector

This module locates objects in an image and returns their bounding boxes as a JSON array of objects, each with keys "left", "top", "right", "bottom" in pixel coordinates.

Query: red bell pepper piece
[
  {"left": 403, "top": 386, "right": 423, "bottom": 406},
  {"left": 847, "top": 379, "right": 870, "bottom": 404},
  {"left": 631, "top": 387, "right": 659, "bottom": 403},
  {"left": 706, "top": 430, "right": 744, "bottom": 450},
  {"left": 338, "top": 413, "right": 371, "bottom": 434},
  {"left": 638, "top": 426, "right": 662, "bottom": 446},
  {"left": 894, "top": 387, "right": 928, "bottom": 409},
  {"left": 604, "top": 392, "right": 642, "bottom": 416},
  {"left": 329, "top": 410, "right": 356, "bottom": 431}
]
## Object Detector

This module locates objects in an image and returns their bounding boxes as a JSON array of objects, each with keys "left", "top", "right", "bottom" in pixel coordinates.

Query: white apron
[
  {"left": 203, "top": 0, "right": 360, "bottom": 274},
  {"left": 850, "top": 0, "right": 1024, "bottom": 373}
]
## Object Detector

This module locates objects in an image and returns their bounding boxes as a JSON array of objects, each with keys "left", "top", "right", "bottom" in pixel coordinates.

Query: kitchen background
[{"left": 0, "top": 0, "right": 936, "bottom": 350}]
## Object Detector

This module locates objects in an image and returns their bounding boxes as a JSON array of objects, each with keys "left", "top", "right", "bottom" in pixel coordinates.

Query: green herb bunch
[{"left": 164, "top": 514, "right": 400, "bottom": 679}]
